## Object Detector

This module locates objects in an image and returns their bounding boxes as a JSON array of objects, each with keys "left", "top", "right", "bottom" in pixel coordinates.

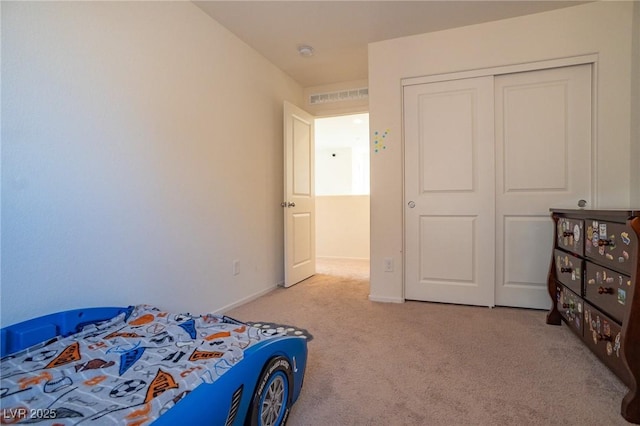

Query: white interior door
[
  {"left": 404, "top": 76, "right": 496, "bottom": 307},
  {"left": 494, "top": 64, "right": 592, "bottom": 309},
  {"left": 283, "top": 101, "right": 315, "bottom": 287}
]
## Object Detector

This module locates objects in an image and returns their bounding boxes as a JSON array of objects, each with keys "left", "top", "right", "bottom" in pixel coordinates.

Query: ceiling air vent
[{"left": 309, "top": 87, "right": 368, "bottom": 105}]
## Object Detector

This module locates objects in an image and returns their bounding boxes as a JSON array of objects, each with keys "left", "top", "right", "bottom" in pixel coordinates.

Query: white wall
[
  {"left": 368, "top": 2, "right": 637, "bottom": 303},
  {"left": 316, "top": 148, "right": 353, "bottom": 195},
  {"left": 1, "top": 2, "right": 303, "bottom": 325},
  {"left": 316, "top": 195, "right": 370, "bottom": 260}
]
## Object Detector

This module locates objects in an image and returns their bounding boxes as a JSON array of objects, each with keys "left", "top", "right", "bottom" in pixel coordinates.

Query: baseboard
[
  {"left": 216, "top": 284, "right": 279, "bottom": 314},
  {"left": 368, "top": 295, "right": 404, "bottom": 303}
]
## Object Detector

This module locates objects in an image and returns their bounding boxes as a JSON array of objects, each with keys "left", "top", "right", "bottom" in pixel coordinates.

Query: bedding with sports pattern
[{"left": 0, "top": 304, "right": 310, "bottom": 425}]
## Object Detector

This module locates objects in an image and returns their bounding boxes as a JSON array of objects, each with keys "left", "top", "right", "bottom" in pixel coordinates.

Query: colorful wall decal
[{"left": 373, "top": 129, "right": 390, "bottom": 153}]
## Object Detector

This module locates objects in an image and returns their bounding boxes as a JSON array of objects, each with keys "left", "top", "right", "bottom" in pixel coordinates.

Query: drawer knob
[
  {"left": 560, "top": 267, "right": 573, "bottom": 273},
  {"left": 598, "top": 286, "right": 614, "bottom": 295},
  {"left": 598, "top": 239, "right": 615, "bottom": 247},
  {"left": 596, "top": 333, "right": 612, "bottom": 342}
]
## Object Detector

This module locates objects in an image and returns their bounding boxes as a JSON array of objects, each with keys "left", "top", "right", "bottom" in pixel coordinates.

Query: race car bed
[{"left": 0, "top": 304, "right": 310, "bottom": 425}]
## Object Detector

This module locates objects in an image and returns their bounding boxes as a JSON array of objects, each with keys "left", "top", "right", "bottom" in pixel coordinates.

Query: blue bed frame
[
  {"left": 1, "top": 307, "right": 132, "bottom": 357},
  {"left": 1, "top": 307, "right": 308, "bottom": 425}
]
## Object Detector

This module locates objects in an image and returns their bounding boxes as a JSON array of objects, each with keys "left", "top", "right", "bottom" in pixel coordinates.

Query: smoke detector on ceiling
[{"left": 297, "top": 44, "right": 314, "bottom": 57}]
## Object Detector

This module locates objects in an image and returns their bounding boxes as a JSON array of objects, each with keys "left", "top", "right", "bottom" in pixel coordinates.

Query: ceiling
[{"left": 193, "top": 1, "right": 588, "bottom": 88}]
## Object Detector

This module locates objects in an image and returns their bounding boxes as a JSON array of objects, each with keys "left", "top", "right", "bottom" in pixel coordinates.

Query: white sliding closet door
[
  {"left": 404, "top": 76, "right": 496, "bottom": 307},
  {"left": 494, "top": 64, "right": 592, "bottom": 309},
  {"left": 404, "top": 64, "right": 593, "bottom": 309}
]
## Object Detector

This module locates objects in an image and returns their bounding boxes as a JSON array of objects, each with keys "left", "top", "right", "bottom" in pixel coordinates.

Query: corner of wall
[{"left": 631, "top": 1, "right": 640, "bottom": 206}]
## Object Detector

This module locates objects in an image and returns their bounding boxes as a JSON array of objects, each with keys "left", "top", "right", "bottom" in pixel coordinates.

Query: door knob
[
  {"left": 408, "top": 201, "right": 416, "bottom": 208},
  {"left": 287, "top": 202, "right": 296, "bottom": 208},
  {"left": 281, "top": 202, "right": 287, "bottom": 208}
]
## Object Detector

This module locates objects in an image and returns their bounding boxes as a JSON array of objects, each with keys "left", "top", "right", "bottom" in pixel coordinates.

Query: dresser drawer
[
  {"left": 557, "top": 217, "right": 584, "bottom": 256},
  {"left": 556, "top": 284, "right": 583, "bottom": 336},
  {"left": 585, "top": 263, "right": 631, "bottom": 324},
  {"left": 583, "top": 303, "right": 629, "bottom": 385},
  {"left": 554, "top": 249, "right": 583, "bottom": 295},
  {"left": 585, "top": 220, "right": 637, "bottom": 275}
]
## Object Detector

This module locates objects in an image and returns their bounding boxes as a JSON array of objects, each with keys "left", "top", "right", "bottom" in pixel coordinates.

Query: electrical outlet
[
  {"left": 233, "top": 260, "right": 240, "bottom": 276},
  {"left": 384, "top": 257, "right": 393, "bottom": 272}
]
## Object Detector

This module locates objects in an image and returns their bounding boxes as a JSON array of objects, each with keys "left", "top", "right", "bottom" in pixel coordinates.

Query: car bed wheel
[{"left": 249, "top": 356, "right": 293, "bottom": 426}]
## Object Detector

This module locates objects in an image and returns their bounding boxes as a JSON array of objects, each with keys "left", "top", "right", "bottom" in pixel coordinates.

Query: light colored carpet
[
  {"left": 226, "top": 259, "right": 631, "bottom": 425},
  {"left": 315, "top": 257, "right": 370, "bottom": 281}
]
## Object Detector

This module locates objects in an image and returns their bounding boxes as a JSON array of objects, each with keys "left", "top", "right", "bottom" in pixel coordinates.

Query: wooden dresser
[{"left": 547, "top": 209, "right": 640, "bottom": 423}]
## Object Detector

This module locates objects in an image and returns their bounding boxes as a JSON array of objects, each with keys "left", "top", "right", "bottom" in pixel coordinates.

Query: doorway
[{"left": 314, "top": 113, "right": 370, "bottom": 275}]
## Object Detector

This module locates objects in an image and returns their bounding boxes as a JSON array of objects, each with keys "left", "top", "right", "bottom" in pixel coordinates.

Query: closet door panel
[
  {"left": 495, "top": 64, "right": 593, "bottom": 309},
  {"left": 404, "top": 76, "right": 495, "bottom": 307}
]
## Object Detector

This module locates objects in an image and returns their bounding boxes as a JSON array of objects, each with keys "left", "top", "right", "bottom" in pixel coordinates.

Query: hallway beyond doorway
[{"left": 316, "top": 257, "right": 369, "bottom": 281}]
